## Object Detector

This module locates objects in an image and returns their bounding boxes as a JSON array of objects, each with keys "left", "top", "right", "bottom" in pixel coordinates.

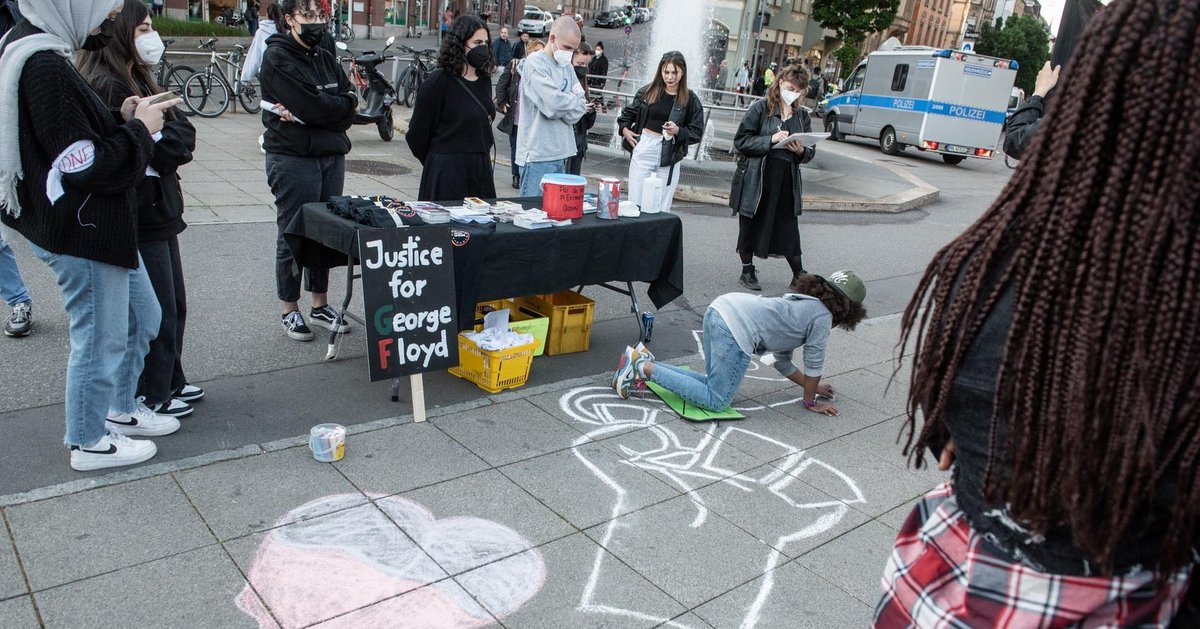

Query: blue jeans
[
  {"left": 29, "top": 243, "right": 161, "bottom": 447},
  {"left": 0, "top": 228, "right": 31, "bottom": 307},
  {"left": 519, "top": 159, "right": 565, "bottom": 198},
  {"left": 650, "top": 308, "right": 751, "bottom": 411}
]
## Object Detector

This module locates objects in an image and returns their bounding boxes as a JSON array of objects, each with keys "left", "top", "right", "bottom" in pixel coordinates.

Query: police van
[{"left": 823, "top": 46, "right": 1018, "bottom": 165}]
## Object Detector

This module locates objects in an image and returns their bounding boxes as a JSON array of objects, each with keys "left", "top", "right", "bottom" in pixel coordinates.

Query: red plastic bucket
[{"left": 540, "top": 174, "right": 586, "bottom": 220}]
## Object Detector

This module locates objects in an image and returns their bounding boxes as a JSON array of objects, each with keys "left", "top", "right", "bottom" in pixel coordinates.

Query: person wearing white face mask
[
  {"left": 79, "top": 0, "right": 200, "bottom": 420},
  {"left": 0, "top": 0, "right": 183, "bottom": 471},
  {"left": 728, "top": 64, "right": 816, "bottom": 291},
  {"left": 514, "top": 15, "right": 585, "bottom": 197}
]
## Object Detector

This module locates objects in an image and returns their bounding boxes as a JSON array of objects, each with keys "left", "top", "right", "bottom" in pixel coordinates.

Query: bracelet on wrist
[{"left": 803, "top": 398, "right": 817, "bottom": 409}]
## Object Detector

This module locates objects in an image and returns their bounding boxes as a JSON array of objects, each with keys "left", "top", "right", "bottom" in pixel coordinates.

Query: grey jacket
[
  {"left": 514, "top": 51, "right": 585, "bottom": 165},
  {"left": 709, "top": 292, "right": 832, "bottom": 379},
  {"left": 729, "top": 99, "right": 814, "bottom": 218}
]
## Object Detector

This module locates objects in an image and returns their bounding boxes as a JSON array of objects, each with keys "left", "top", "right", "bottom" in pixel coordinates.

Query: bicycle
[
  {"left": 181, "top": 38, "right": 262, "bottom": 118},
  {"left": 330, "top": 3, "right": 353, "bottom": 42},
  {"left": 395, "top": 45, "right": 436, "bottom": 108},
  {"left": 154, "top": 38, "right": 194, "bottom": 96}
]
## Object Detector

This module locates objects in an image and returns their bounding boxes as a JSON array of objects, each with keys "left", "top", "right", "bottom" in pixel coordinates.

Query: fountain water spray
[{"left": 644, "top": 0, "right": 714, "bottom": 86}]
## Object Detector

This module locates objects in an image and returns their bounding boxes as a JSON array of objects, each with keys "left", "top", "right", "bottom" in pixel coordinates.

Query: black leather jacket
[
  {"left": 1002, "top": 95, "right": 1044, "bottom": 159},
  {"left": 616, "top": 86, "right": 705, "bottom": 173},
  {"left": 729, "top": 99, "right": 814, "bottom": 218}
]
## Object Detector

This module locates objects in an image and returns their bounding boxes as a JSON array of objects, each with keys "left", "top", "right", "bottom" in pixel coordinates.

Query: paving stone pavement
[{"left": 0, "top": 313, "right": 949, "bottom": 628}]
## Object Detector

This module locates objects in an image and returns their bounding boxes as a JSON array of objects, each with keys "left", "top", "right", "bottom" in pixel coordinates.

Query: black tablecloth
[{"left": 283, "top": 198, "right": 685, "bottom": 326}]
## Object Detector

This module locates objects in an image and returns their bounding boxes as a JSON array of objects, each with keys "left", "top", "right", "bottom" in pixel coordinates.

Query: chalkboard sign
[{"left": 358, "top": 226, "right": 458, "bottom": 382}]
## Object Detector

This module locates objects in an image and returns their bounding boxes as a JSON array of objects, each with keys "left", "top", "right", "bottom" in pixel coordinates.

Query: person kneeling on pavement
[{"left": 612, "top": 271, "right": 867, "bottom": 413}]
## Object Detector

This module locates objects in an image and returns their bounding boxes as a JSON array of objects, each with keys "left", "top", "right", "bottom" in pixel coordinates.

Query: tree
[
  {"left": 813, "top": 0, "right": 899, "bottom": 80},
  {"left": 974, "top": 15, "right": 1051, "bottom": 95},
  {"left": 833, "top": 43, "right": 861, "bottom": 79},
  {"left": 812, "top": 0, "right": 900, "bottom": 44}
]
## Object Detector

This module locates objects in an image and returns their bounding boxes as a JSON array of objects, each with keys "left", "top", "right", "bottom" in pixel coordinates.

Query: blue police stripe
[{"left": 832, "top": 94, "right": 1007, "bottom": 125}]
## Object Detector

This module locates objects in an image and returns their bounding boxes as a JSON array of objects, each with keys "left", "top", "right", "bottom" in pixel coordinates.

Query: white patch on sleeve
[{"left": 45, "top": 140, "right": 96, "bottom": 204}]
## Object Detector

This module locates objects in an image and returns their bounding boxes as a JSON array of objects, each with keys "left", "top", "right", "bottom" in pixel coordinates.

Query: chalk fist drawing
[
  {"left": 559, "top": 385, "right": 864, "bottom": 629},
  {"left": 236, "top": 493, "right": 546, "bottom": 628}
]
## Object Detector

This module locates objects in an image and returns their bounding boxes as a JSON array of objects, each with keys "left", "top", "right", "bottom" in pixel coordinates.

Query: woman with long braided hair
[{"left": 876, "top": 1, "right": 1200, "bottom": 626}]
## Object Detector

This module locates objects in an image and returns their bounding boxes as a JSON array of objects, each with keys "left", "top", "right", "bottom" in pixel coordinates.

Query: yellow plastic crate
[
  {"left": 514, "top": 291, "right": 595, "bottom": 355},
  {"left": 473, "top": 300, "right": 550, "bottom": 356},
  {"left": 448, "top": 333, "right": 538, "bottom": 393}
]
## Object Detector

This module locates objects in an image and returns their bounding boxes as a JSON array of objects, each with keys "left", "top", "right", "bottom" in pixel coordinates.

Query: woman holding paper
[
  {"left": 78, "top": 0, "right": 200, "bottom": 419},
  {"left": 259, "top": 0, "right": 357, "bottom": 342},
  {"left": 729, "top": 64, "right": 816, "bottom": 292}
]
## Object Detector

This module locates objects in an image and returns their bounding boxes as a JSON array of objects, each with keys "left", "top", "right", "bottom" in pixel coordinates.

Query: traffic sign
[{"left": 624, "top": 25, "right": 632, "bottom": 35}]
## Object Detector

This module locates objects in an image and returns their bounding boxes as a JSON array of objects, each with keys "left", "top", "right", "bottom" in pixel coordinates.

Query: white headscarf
[{"left": 0, "top": 0, "right": 121, "bottom": 217}]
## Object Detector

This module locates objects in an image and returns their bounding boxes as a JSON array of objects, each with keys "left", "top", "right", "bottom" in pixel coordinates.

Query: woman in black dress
[
  {"left": 729, "top": 64, "right": 815, "bottom": 291},
  {"left": 406, "top": 14, "right": 495, "bottom": 201}
]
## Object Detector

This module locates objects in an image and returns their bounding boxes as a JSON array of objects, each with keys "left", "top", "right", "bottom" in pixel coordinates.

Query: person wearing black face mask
[
  {"left": 81, "top": 17, "right": 116, "bottom": 50},
  {"left": 405, "top": 15, "right": 496, "bottom": 201},
  {"left": 567, "top": 43, "right": 596, "bottom": 176},
  {"left": 258, "top": 0, "right": 358, "bottom": 342}
]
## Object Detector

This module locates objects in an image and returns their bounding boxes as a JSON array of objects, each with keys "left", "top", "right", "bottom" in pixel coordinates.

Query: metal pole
[{"left": 749, "top": 0, "right": 763, "bottom": 85}]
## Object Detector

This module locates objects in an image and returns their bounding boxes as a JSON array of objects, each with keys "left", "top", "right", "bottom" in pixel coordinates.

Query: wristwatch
[{"left": 803, "top": 398, "right": 817, "bottom": 409}]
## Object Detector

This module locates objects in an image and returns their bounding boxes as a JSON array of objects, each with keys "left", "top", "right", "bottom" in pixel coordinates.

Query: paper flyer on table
[{"left": 771, "top": 131, "right": 828, "bottom": 150}]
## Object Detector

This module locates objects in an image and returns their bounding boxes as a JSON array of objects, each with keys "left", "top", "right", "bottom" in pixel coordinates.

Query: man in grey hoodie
[{"left": 515, "top": 16, "right": 585, "bottom": 197}]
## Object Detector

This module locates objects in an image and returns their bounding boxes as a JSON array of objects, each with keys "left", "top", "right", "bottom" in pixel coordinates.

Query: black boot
[{"left": 739, "top": 265, "right": 761, "bottom": 291}]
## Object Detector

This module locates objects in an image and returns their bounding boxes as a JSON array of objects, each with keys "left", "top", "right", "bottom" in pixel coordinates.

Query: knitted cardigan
[{"left": 1, "top": 33, "right": 153, "bottom": 269}]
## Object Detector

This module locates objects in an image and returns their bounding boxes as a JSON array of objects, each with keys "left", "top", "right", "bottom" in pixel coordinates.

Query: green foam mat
[{"left": 644, "top": 379, "right": 745, "bottom": 422}]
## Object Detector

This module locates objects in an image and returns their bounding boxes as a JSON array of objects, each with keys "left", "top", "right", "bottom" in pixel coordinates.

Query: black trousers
[
  {"left": 267, "top": 152, "right": 343, "bottom": 302},
  {"left": 137, "top": 236, "right": 187, "bottom": 405},
  {"left": 566, "top": 154, "right": 584, "bottom": 176}
]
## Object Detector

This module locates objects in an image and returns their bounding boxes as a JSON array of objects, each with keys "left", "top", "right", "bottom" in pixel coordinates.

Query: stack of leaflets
[
  {"left": 406, "top": 202, "right": 450, "bottom": 224},
  {"left": 464, "top": 197, "right": 491, "bottom": 212},
  {"left": 444, "top": 206, "right": 494, "bottom": 224},
  {"left": 513, "top": 209, "right": 554, "bottom": 230}
]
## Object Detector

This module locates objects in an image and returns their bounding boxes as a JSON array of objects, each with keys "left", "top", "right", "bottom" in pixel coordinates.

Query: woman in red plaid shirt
[{"left": 877, "top": 1, "right": 1200, "bottom": 626}]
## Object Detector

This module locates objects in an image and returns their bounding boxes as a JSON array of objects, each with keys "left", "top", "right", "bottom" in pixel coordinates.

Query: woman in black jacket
[
  {"left": 616, "top": 50, "right": 704, "bottom": 213},
  {"left": 405, "top": 15, "right": 495, "bottom": 201},
  {"left": 260, "top": 0, "right": 357, "bottom": 342},
  {"left": 0, "top": 0, "right": 182, "bottom": 471},
  {"left": 729, "top": 64, "right": 815, "bottom": 291},
  {"left": 79, "top": 0, "right": 199, "bottom": 418}
]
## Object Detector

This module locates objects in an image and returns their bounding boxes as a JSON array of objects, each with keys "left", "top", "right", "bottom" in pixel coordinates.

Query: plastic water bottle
[{"left": 641, "top": 171, "right": 663, "bottom": 214}]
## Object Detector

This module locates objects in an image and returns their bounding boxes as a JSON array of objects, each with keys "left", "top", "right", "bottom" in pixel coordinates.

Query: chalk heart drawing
[
  {"left": 235, "top": 493, "right": 546, "bottom": 628},
  {"left": 557, "top": 331, "right": 865, "bottom": 629}
]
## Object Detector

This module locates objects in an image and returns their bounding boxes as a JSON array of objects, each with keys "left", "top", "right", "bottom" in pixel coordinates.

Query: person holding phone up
[
  {"left": 0, "top": 0, "right": 184, "bottom": 471},
  {"left": 79, "top": 0, "right": 201, "bottom": 420}
]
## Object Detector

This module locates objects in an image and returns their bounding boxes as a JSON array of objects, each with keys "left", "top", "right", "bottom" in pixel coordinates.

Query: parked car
[
  {"left": 594, "top": 10, "right": 623, "bottom": 28},
  {"left": 634, "top": 8, "right": 650, "bottom": 23},
  {"left": 518, "top": 9, "right": 553, "bottom": 36}
]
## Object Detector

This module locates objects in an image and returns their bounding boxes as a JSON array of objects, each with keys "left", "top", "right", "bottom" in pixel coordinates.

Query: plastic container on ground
[
  {"left": 473, "top": 299, "right": 550, "bottom": 356},
  {"left": 514, "top": 291, "right": 596, "bottom": 355},
  {"left": 448, "top": 333, "right": 539, "bottom": 393}
]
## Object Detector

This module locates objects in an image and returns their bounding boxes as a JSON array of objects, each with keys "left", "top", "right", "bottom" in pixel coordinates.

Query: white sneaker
[
  {"left": 106, "top": 403, "right": 181, "bottom": 437},
  {"left": 70, "top": 432, "right": 157, "bottom": 471}
]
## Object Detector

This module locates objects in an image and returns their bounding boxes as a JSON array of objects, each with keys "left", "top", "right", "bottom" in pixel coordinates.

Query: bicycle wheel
[
  {"left": 163, "top": 65, "right": 194, "bottom": 97},
  {"left": 340, "top": 23, "right": 354, "bottom": 43},
  {"left": 399, "top": 67, "right": 416, "bottom": 107},
  {"left": 237, "top": 79, "right": 262, "bottom": 114},
  {"left": 182, "top": 72, "right": 230, "bottom": 118}
]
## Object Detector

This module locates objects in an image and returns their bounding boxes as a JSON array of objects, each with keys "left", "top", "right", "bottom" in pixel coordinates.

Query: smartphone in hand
[{"left": 149, "top": 92, "right": 179, "bottom": 105}]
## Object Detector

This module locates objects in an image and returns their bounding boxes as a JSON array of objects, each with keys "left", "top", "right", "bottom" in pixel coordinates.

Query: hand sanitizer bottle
[{"left": 641, "top": 171, "right": 663, "bottom": 214}]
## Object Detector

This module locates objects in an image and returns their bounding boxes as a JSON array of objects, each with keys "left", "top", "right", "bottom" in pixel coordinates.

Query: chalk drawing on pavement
[
  {"left": 235, "top": 493, "right": 546, "bottom": 628},
  {"left": 558, "top": 383, "right": 865, "bottom": 629}
]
